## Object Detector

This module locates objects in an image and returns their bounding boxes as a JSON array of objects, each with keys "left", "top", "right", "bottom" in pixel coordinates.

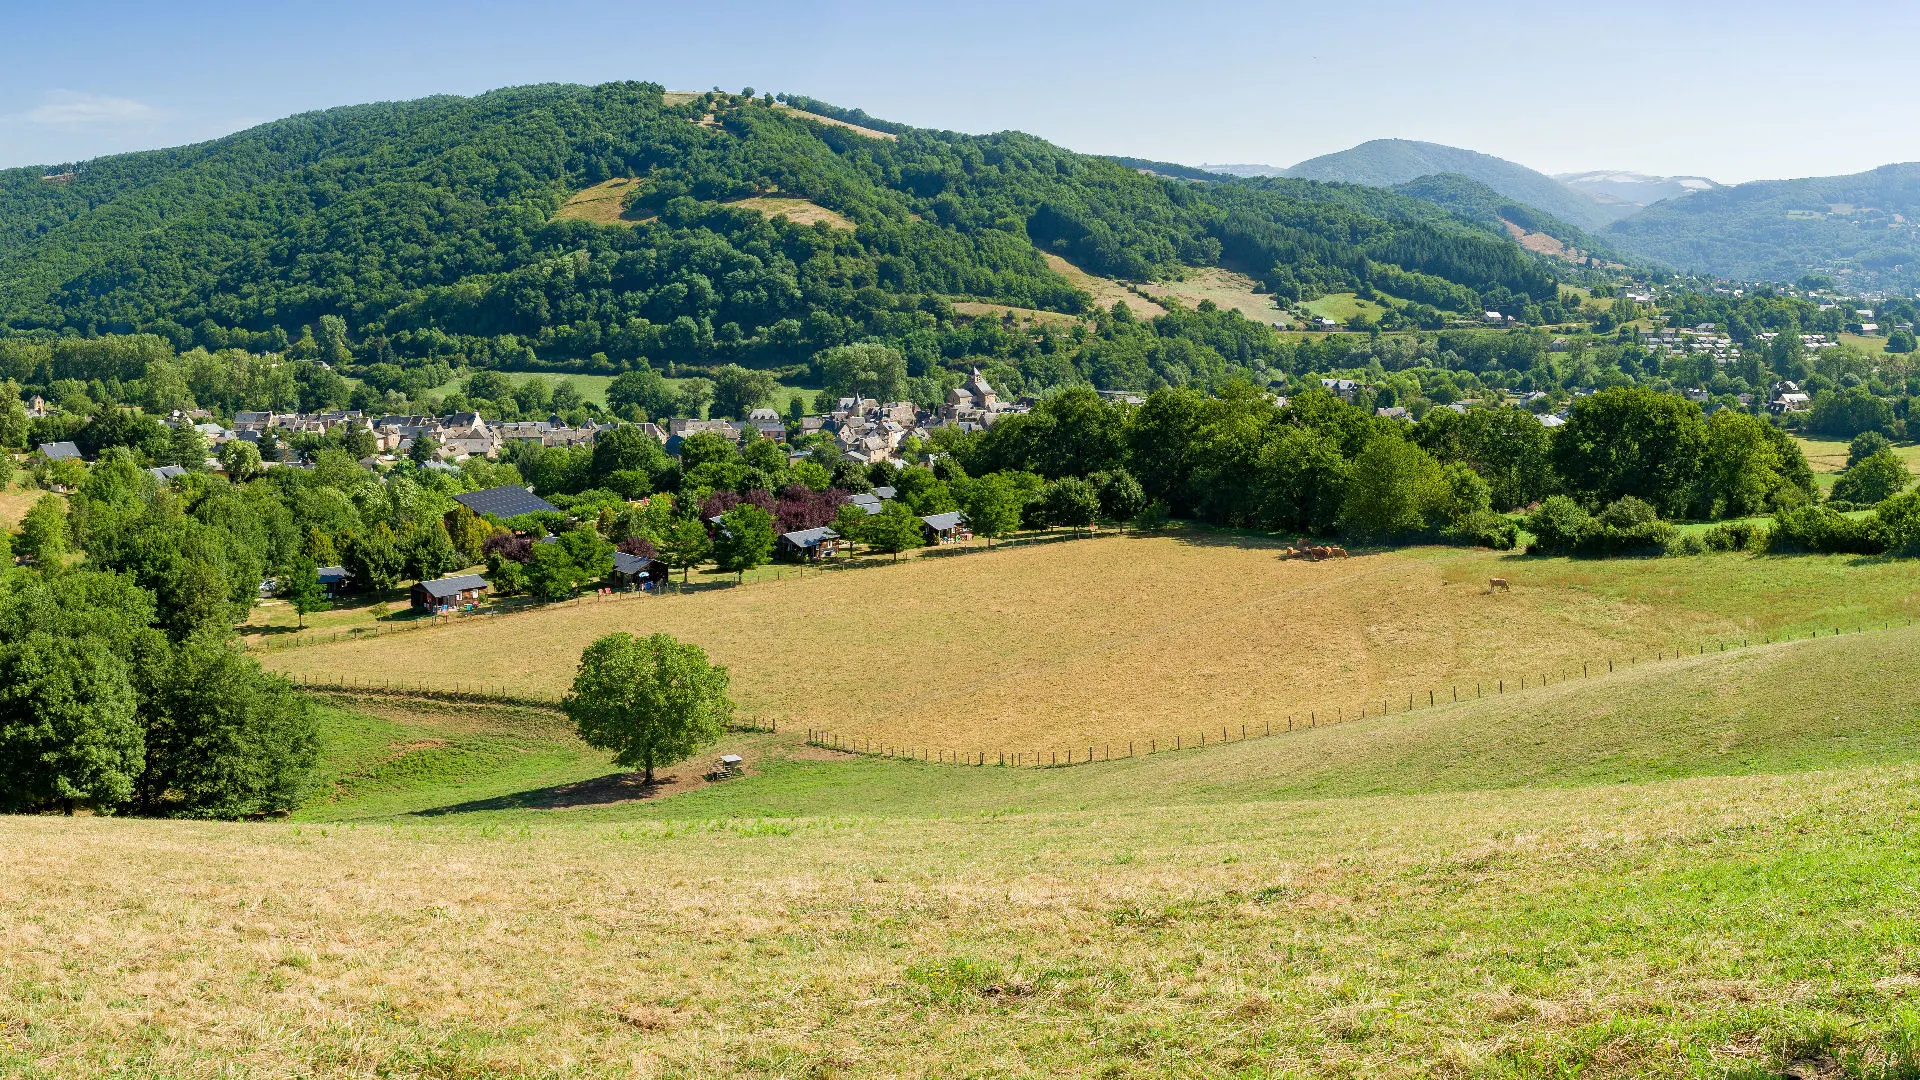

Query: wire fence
[
  {"left": 287, "top": 618, "right": 1915, "bottom": 769},
  {"left": 803, "top": 618, "right": 1918, "bottom": 769},
  {"left": 294, "top": 676, "right": 779, "bottom": 734}
]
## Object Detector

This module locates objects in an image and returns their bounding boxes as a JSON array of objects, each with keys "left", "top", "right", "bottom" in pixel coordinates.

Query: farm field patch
[
  {"left": 299, "top": 618, "right": 1920, "bottom": 825},
  {"left": 723, "top": 195, "right": 854, "bottom": 231},
  {"left": 1041, "top": 253, "right": 1165, "bottom": 318},
  {"left": 263, "top": 535, "right": 1920, "bottom": 759},
  {"left": 0, "top": 482, "right": 43, "bottom": 529},
  {"left": 1794, "top": 435, "right": 1920, "bottom": 487},
  {"left": 770, "top": 103, "right": 896, "bottom": 140},
  {"left": 1298, "top": 291, "right": 1389, "bottom": 325},
  {"left": 1138, "top": 266, "right": 1286, "bottom": 325},
  {"left": 947, "top": 300, "right": 1084, "bottom": 326}
]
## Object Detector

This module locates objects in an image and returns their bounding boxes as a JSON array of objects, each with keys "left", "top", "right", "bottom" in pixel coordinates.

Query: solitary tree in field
[
  {"left": 282, "top": 557, "right": 330, "bottom": 629},
  {"left": 565, "top": 632, "right": 732, "bottom": 783}
]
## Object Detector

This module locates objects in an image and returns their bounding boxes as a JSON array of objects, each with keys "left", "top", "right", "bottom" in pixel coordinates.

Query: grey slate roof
[
  {"left": 317, "top": 565, "right": 352, "bottom": 585},
  {"left": 612, "top": 551, "right": 664, "bottom": 576},
  {"left": 416, "top": 574, "right": 489, "bottom": 599},
  {"left": 148, "top": 464, "right": 187, "bottom": 480},
  {"left": 452, "top": 485, "right": 559, "bottom": 518},
  {"left": 780, "top": 526, "right": 838, "bottom": 548},
  {"left": 921, "top": 511, "right": 967, "bottom": 532},
  {"left": 38, "top": 441, "right": 82, "bottom": 461}
]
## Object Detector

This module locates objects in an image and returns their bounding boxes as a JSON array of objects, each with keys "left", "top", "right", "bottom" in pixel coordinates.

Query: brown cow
[
  {"left": 1327, "top": 546, "right": 1349, "bottom": 558},
  {"left": 1489, "top": 577, "right": 1511, "bottom": 592}
]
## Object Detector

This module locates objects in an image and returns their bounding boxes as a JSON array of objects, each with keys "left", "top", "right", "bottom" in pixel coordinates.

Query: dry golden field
[
  {"left": 1042, "top": 253, "right": 1166, "bottom": 318},
  {"left": 0, "top": 483, "right": 43, "bottom": 530},
  {"left": 1138, "top": 267, "right": 1289, "bottom": 325},
  {"left": 946, "top": 300, "right": 1084, "bottom": 326},
  {"left": 724, "top": 196, "right": 855, "bottom": 231},
  {"left": 262, "top": 535, "right": 1920, "bottom": 759},
  {"left": 770, "top": 102, "right": 896, "bottom": 140}
]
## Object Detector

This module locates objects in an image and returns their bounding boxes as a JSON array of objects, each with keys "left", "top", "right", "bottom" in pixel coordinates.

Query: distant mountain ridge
[
  {"left": 1275, "top": 139, "right": 1627, "bottom": 232},
  {"left": 1556, "top": 170, "right": 1721, "bottom": 208}
]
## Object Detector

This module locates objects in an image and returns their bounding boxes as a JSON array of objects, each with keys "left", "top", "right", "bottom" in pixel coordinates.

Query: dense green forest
[{"left": 0, "top": 81, "right": 1562, "bottom": 394}]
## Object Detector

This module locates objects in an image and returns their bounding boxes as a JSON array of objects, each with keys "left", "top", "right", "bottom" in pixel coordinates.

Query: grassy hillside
[
  {"left": 1282, "top": 138, "right": 1624, "bottom": 231},
  {"left": 1608, "top": 161, "right": 1920, "bottom": 289},
  {"left": 264, "top": 535, "right": 1920, "bottom": 762},
  {"left": 0, "top": 83, "right": 1556, "bottom": 378},
  {"left": 10, "top": 619, "right": 1920, "bottom": 1077}
]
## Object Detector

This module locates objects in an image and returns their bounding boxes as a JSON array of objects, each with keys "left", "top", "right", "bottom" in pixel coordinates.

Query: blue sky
[{"left": 2, "top": 0, "right": 1910, "bottom": 183}]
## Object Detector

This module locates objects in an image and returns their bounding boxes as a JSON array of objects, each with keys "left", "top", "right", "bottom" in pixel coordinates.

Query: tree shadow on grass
[{"left": 412, "top": 770, "right": 695, "bottom": 815}]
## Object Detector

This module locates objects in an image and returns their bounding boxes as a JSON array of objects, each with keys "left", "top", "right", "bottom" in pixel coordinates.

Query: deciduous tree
[{"left": 565, "top": 632, "right": 732, "bottom": 783}]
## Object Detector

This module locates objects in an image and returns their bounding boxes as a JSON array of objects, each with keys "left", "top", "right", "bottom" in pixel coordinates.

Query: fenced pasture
[
  {"left": 263, "top": 533, "right": 1920, "bottom": 759},
  {"left": 15, "top": 577, "right": 1920, "bottom": 1076}
]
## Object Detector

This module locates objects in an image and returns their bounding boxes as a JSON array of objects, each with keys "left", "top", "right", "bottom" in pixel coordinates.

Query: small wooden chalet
[
  {"left": 610, "top": 550, "right": 669, "bottom": 589},
  {"left": 317, "top": 565, "right": 355, "bottom": 599},
  {"left": 777, "top": 526, "right": 838, "bottom": 561},
  {"left": 411, "top": 573, "right": 489, "bottom": 613},
  {"left": 921, "top": 510, "right": 970, "bottom": 545}
]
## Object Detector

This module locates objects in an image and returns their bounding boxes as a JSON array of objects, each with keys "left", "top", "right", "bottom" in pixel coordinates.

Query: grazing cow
[
  {"left": 1327, "top": 546, "right": 1349, "bottom": 558},
  {"left": 1489, "top": 577, "right": 1510, "bottom": 592}
]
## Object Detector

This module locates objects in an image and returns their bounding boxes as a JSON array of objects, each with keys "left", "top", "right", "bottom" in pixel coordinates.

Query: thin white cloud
[{"left": 15, "top": 90, "right": 161, "bottom": 126}]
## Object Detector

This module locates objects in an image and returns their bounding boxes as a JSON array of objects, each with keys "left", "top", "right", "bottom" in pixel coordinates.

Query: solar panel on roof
[{"left": 452, "top": 485, "right": 559, "bottom": 519}]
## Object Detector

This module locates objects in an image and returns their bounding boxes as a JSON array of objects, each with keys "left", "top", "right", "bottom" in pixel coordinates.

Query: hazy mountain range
[{"left": 1204, "top": 139, "right": 1920, "bottom": 289}]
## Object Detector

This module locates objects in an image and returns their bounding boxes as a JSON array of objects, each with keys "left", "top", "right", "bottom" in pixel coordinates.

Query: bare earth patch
[{"left": 1503, "top": 219, "right": 1570, "bottom": 257}]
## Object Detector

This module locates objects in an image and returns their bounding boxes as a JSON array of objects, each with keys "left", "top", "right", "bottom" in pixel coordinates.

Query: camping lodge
[{"left": 411, "top": 574, "right": 489, "bottom": 613}]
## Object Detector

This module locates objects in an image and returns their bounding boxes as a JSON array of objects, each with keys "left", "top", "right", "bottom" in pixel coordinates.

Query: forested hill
[
  {"left": 1389, "top": 174, "right": 1627, "bottom": 264},
  {"left": 1282, "top": 139, "right": 1625, "bottom": 232},
  {"left": 1605, "top": 162, "right": 1920, "bottom": 289},
  {"left": 0, "top": 82, "right": 1557, "bottom": 375}
]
